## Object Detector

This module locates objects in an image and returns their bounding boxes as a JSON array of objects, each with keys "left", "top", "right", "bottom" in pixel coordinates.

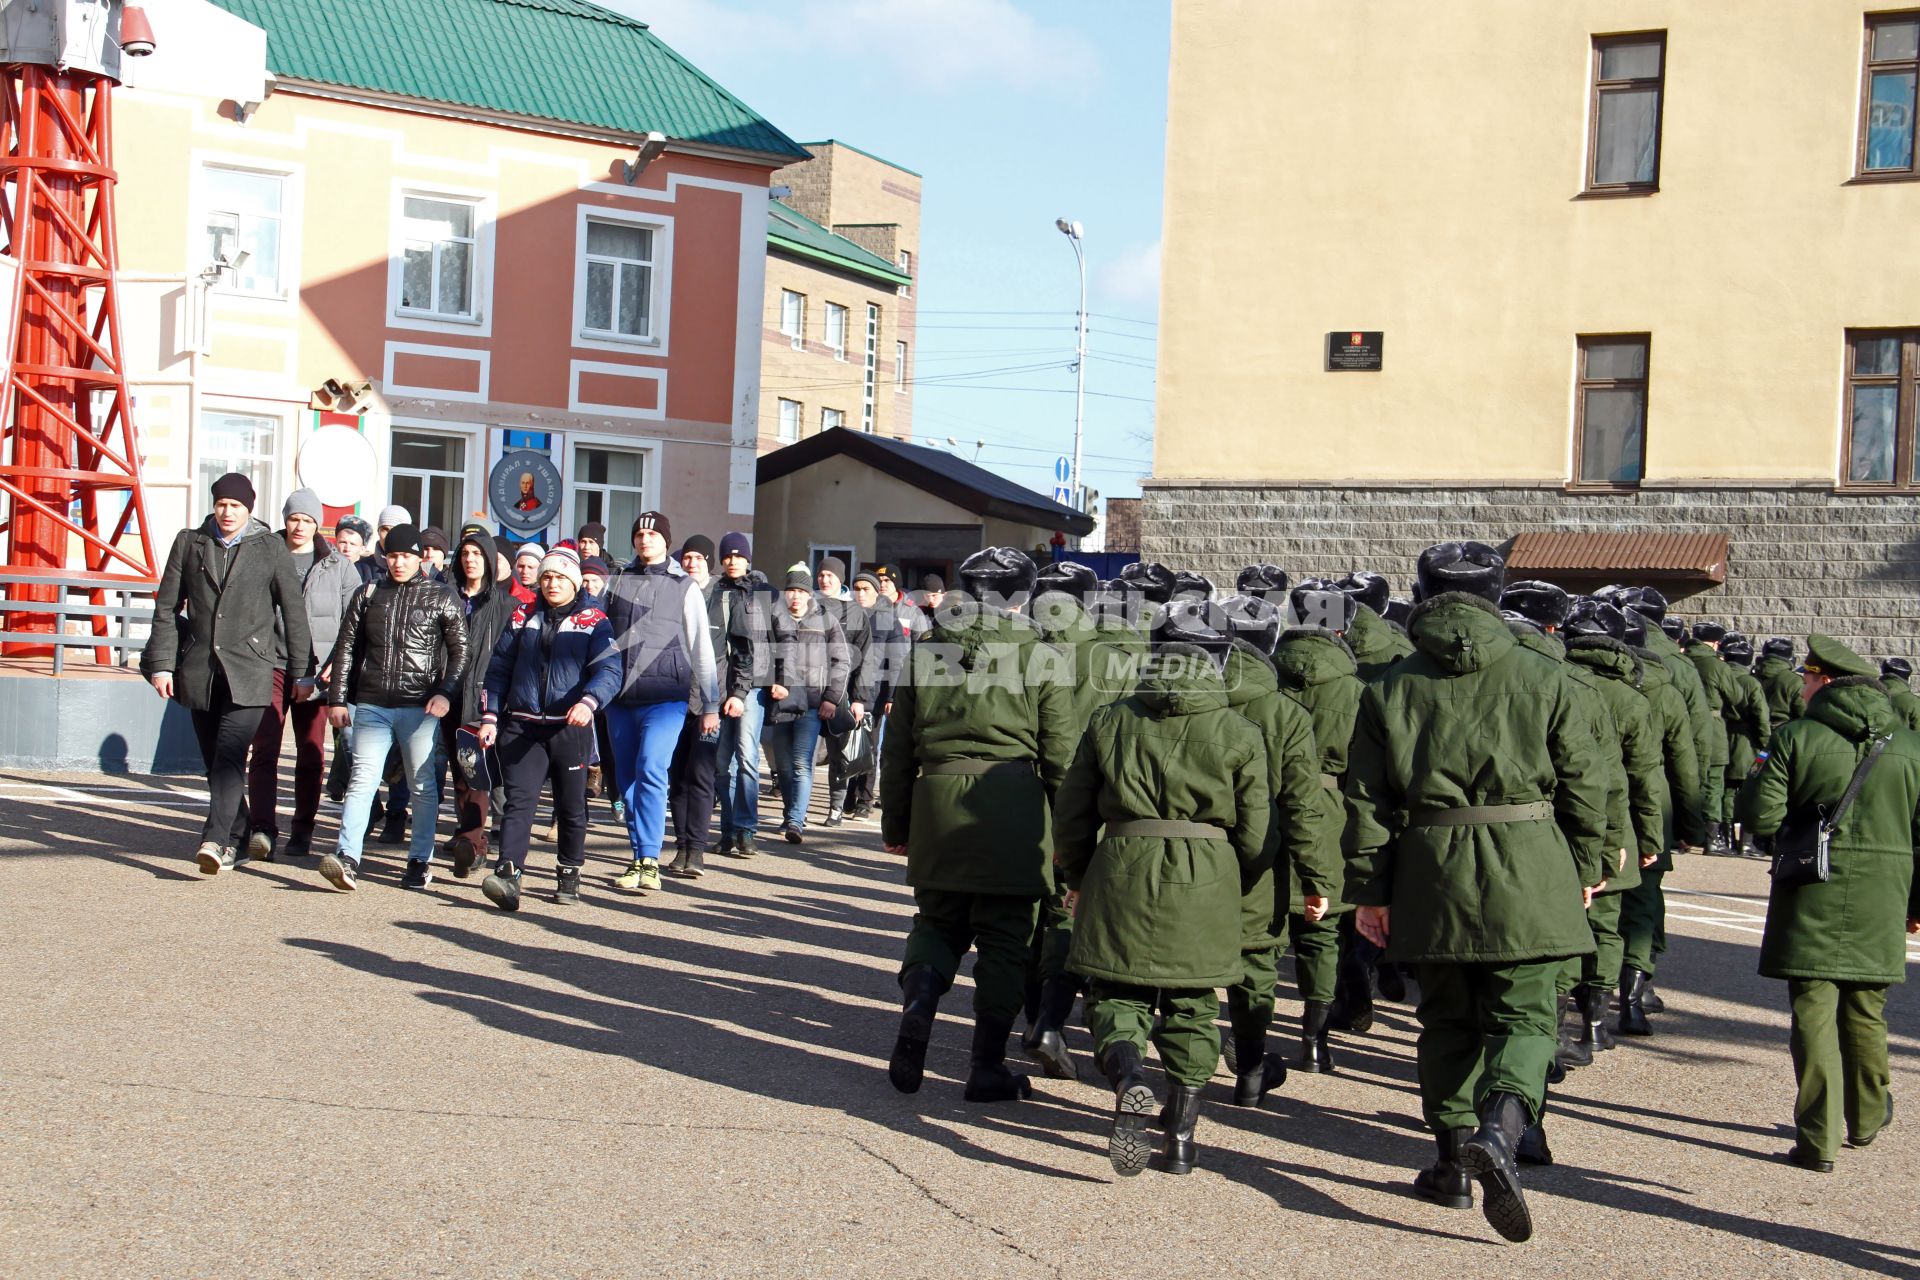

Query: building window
[
  {"left": 389, "top": 430, "right": 468, "bottom": 537},
  {"left": 399, "top": 195, "right": 478, "bottom": 319},
  {"left": 898, "top": 249, "right": 913, "bottom": 297},
  {"left": 780, "top": 289, "right": 806, "bottom": 349},
  {"left": 581, "top": 219, "right": 655, "bottom": 339},
  {"left": 1587, "top": 33, "right": 1665, "bottom": 192},
  {"left": 895, "top": 340, "right": 908, "bottom": 393},
  {"left": 197, "top": 411, "right": 277, "bottom": 517},
  {"left": 1844, "top": 329, "right": 1919, "bottom": 486},
  {"left": 861, "top": 303, "right": 880, "bottom": 432},
  {"left": 1861, "top": 12, "right": 1920, "bottom": 176},
  {"left": 201, "top": 167, "right": 285, "bottom": 297},
  {"left": 572, "top": 444, "right": 650, "bottom": 545},
  {"left": 822, "top": 406, "right": 846, "bottom": 433},
  {"left": 824, "top": 302, "right": 848, "bottom": 361},
  {"left": 777, "top": 397, "right": 802, "bottom": 444},
  {"left": 1572, "top": 335, "right": 1649, "bottom": 486}
]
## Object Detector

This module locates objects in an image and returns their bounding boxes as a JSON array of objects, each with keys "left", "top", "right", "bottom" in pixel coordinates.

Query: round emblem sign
[{"left": 489, "top": 449, "right": 563, "bottom": 534}]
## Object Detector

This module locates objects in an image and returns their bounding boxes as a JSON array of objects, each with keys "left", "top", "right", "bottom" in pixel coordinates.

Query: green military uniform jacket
[
  {"left": 1272, "top": 627, "right": 1366, "bottom": 914},
  {"left": 1631, "top": 648, "right": 1706, "bottom": 858},
  {"left": 1511, "top": 626, "right": 1632, "bottom": 876},
  {"left": 1566, "top": 637, "right": 1670, "bottom": 891},
  {"left": 1643, "top": 627, "right": 1718, "bottom": 829},
  {"left": 1723, "top": 664, "right": 1773, "bottom": 779},
  {"left": 1031, "top": 597, "right": 1144, "bottom": 736},
  {"left": 879, "top": 605, "right": 1075, "bottom": 897},
  {"left": 1755, "top": 654, "right": 1805, "bottom": 731},
  {"left": 1741, "top": 677, "right": 1920, "bottom": 985},
  {"left": 1222, "top": 642, "right": 1329, "bottom": 948},
  {"left": 1055, "top": 645, "right": 1272, "bottom": 989},
  {"left": 1684, "top": 640, "right": 1738, "bottom": 771},
  {"left": 1345, "top": 603, "right": 1413, "bottom": 684},
  {"left": 1883, "top": 677, "right": 1920, "bottom": 733},
  {"left": 1343, "top": 593, "right": 1610, "bottom": 964}
]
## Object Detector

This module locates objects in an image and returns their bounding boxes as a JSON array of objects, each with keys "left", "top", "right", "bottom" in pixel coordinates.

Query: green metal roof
[
  {"left": 209, "top": 0, "right": 808, "bottom": 160},
  {"left": 768, "top": 200, "right": 912, "bottom": 286}
]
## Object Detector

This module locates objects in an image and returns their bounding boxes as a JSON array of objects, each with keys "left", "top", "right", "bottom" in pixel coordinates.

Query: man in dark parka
[{"left": 1757, "top": 638, "right": 1806, "bottom": 732}]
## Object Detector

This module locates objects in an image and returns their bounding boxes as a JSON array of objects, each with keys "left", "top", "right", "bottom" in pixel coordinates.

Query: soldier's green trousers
[
  {"left": 1412, "top": 960, "right": 1562, "bottom": 1130},
  {"left": 1033, "top": 887, "right": 1074, "bottom": 983},
  {"left": 1226, "top": 940, "right": 1279, "bottom": 1046},
  {"left": 1286, "top": 910, "right": 1340, "bottom": 1002},
  {"left": 1087, "top": 980, "right": 1221, "bottom": 1087},
  {"left": 1580, "top": 892, "right": 1626, "bottom": 994},
  {"left": 1700, "top": 725, "right": 1729, "bottom": 828},
  {"left": 1620, "top": 869, "right": 1666, "bottom": 975},
  {"left": 902, "top": 889, "right": 1040, "bottom": 1022},
  {"left": 1788, "top": 979, "right": 1892, "bottom": 1159}
]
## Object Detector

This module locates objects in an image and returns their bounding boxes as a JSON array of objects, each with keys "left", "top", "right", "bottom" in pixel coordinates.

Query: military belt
[
  {"left": 1406, "top": 801, "right": 1554, "bottom": 829},
  {"left": 919, "top": 760, "right": 1033, "bottom": 778},
  {"left": 1320, "top": 773, "right": 1341, "bottom": 793},
  {"left": 1104, "top": 819, "right": 1228, "bottom": 840}
]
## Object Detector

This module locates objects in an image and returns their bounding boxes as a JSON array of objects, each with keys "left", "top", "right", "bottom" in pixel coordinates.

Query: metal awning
[{"left": 1505, "top": 531, "right": 1729, "bottom": 583}]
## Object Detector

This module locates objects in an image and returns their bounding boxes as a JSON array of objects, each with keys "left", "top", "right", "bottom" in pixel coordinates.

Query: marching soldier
[
  {"left": 1607, "top": 588, "right": 1715, "bottom": 848},
  {"left": 1334, "top": 570, "right": 1413, "bottom": 683},
  {"left": 1346, "top": 542, "right": 1608, "bottom": 1243},
  {"left": 1684, "top": 622, "right": 1741, "bottom": 854},
  {"left": 1053, "top": 611, "right": 1270, "bottom": 1176},
  {"left": 1757, "top": 638, "right": 1807, "bottom": 731},
  {"left": 1739, "top": 634, "right": 1920, "bottom": 1172},
  {"left": 880, "top": 547, "right": 1075, "bottom": 1102},
  {"left": 1880, "top": 657, "right": 1920, "bottom": 732},
  {"left": 1718, "top": 633, "right": 1774, "bottom": 851}
]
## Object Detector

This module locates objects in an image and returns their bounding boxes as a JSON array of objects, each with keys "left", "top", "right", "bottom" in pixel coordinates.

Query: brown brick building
[{"left": 759, "top": 141, "right": 919, "bottom": 450}]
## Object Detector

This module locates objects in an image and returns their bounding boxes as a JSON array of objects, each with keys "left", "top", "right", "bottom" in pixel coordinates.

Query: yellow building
[
  {"left": 759, "top": 142, "right": 918, "bottom": 450},
  {"left": 1151, "top": 0, "right": 1920, "bottom": 653}
]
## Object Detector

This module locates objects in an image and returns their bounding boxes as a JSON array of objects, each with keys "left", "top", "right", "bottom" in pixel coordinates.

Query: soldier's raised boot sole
[{"left": 1108, "top": 1084, "right": 1156, "bottom": 1176}]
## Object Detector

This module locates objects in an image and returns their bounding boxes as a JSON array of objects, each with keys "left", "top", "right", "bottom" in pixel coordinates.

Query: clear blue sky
[{"left": 605, "top": 0, "right": 1168, "bottom": 507}]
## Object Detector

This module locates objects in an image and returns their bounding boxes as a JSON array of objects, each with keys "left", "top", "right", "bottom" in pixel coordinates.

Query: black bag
[{"left": 1770, "top": 734, "right": 1892, "bottom": 888}]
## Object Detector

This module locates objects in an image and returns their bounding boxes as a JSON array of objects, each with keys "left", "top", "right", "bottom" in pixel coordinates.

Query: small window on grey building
[
  {"left": 1587, "top": 34, "right": 1665, "bottom": 192},
  {"left": 1844, "top": 329, "right": 1916, "bottom": 486},
  {"left": 1573, "top": 335, "right": 1649, "bottom": 486}
]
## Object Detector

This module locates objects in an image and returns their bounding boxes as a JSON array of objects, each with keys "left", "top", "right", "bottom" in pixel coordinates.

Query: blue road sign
[
  {"left": 1052, "top": 484, "right": 1073, "bottom": 505},
  {"left": 1054, "top": 456, "right": 1071, "bottom": 484}
]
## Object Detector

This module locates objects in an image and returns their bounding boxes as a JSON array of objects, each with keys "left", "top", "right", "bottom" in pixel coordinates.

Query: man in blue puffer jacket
[{"left": 477, "top": 546, "right": 621, "bottom": 909}]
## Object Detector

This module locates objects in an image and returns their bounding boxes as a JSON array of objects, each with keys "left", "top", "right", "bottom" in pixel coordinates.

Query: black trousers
[
  {"left": 498, "top": 719, "right": 593, "bottom": 871},
  {"left": 668, "top": 713, "right": 717, "bottom": 847},
  {"left": 190, "top": 669, "right": 266, "bottom": 848}
]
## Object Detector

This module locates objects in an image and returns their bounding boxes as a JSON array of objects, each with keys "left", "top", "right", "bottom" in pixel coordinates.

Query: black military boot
[
  {"left": 1413, "top": 1127, "right": 1474, "bottom": 1209},
  {"left": 1299, "top": 999, "right": 1336, "bottom": 1073},
  {"left": 961, "top": 1015, "right": 1034, "bottom": 1102},
  {"left": 1101, "top": 1041, "right": 1155, "bottom": 1177},
  {"left": 1581, "top": 985, "right": 1615, "bottom": 1051},
  {"left": 1705, "top": 822, "right": 1731, "bottom": 855},
  {"left": 887, "top": 965, "right": 944, "bottom": 1094},
  {"left": 1460, "top": 1092, "right": 1534, "bottom": 1243},
  {"left": 1229, "top": 1030, "right": 1287, "bottom": 1108},
  {"left": 1618, "top": 967, "right": 1653, "bottom": 1036},
  {"left": 1516, "top": 1117, "right": 1553, "bottom": 1167},
  {"left": 1028, "top": 977, "right": 1081, "bottom": 1081},
  {"left": 1328, "top": 936, "right": 1377, "bottom": 1033},
  {"left": 1375, "top": 961, "right": 1408, "bottom": 1003},
  {"left": 1157, "top": 1084, "right": 1204, "bottom": 1175},
  {"left": 1020, "top": 974, "right": 1045, "bottom": 1052},
  {"left": 1555, "top": 992, "right": 1591, "bottom": 1072},
  {"left": 1640, "top": 978, "right": 1665, "bottom": 1013}
]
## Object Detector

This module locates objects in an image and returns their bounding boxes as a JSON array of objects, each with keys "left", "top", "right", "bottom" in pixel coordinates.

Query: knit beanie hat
[
  {"left": 581, "top": 556, "right": 611, "bottom": 580},
  {"left": 376, "top": 504, "right": 410, "bottom": 529},
  {"left": 818, "top": 554, "right": 847, "bottom": 581},
  {"left": 514, "top": 541, "right": 545, "bottom": 565},
  {"left": 211, "top": 472, "right": 256, "bottom": 510},
  {"left": 680, "top": 534, "right": 716, "bottom": 564},
  {"left": 632, "top": 510, "right": 671, "bottom": 543},
  {"left": 577, "top": 521, "right": 607, "bottom": 546},
  {"left": 539, "top": 545, "right": 583, "bottom": 590},
  {"left": 383, "top": 523, "right": 423, "bottom": 556},
  {"left": 282, "top": 487, "right": 322, "bottom": 523},
  {"left": 718, "top": 531, "right": 752, "bottom": 561}
]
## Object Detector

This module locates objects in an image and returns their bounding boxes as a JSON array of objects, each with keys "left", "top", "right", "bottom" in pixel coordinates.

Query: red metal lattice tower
[{"left": 0, "top": 62, "right": 154, "bottom": 657}]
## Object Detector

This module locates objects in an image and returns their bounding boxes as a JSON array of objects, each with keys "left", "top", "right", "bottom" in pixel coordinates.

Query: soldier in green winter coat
[
  {"left": 1685, "top": 621, "right": 1741, "bottom": 853},
  {"left": 1054, "top": 614, "right": 1271, "bottom": 1177},
  {"left": 1738, "top": 634, "right": 1920, "bottom": 1172},
  {"left": 1335, "top": 570, "right": 1414, "bottom": 684},
  {"left": 1018, "top": 562, "right": 1146, "bottom": 1079},
  {"left": 880, "top": 548, "right": 1076, "bottom": 1103},
  {"left": 1214, "top": 592, "right": 1333, "bottom": 1105},
  {"left": 1271, "top": 584, "right": 1369, "bottom": 1073},
  {"left": 1606, "top": 587, "right": 1715, "bottom": 846},
  {"left": 1346, "top": 543, "right": 1609, "bottom": 1244},
  {"left": 1498, "top": 583, "right": 1630, "bottom": 1092},
  {"left": 1718, "top": 634, "right": 1774, "bottom": 843},
  {"left": 1879, "top": 657, "right": 1920, "bottom": 732},
  {"left": 1756, "top": 638, "right": 1806, "bottom": 731},
  {"left": 1621, "top": 612, "right": 1705, "bottom": 1023}
]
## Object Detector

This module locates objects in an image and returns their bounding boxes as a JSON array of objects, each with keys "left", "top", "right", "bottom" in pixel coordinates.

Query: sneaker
[
  {"left": 706, "top": 833, "right": 735, "bottom": 857},
  {"left": 554, "top": 865, "right": 582, "bottom": 905},
  {"left": 378, "top": 815, "right": 408, "bottom": 845},
  {"left": 665, "top": 845, "right": 693, "bottom": 877},
  {"left": 284, "top": 831, "right": 314, "bottom": 859},
  {"left": 783, "top": 824, "right": 804, "bottom": 845},
  {"left": 318, "top": 852, "right": 358, "bottom": 892},
  {"left": 613, "top": 859, "right": 662, "bottom": 894},
  {"left": 195, "top": 840, "right": 224, "bottom": 875},
  {"left": 823, "top": 809, "right": 844, "bottom": 828},
  {"left": 482, "top": 862, "right": 523, "bottom": 911},
  {"left": 448, "top": 835, "right": 486, "bottom": 880},
  {"left": 247, "top": 830, "right": 276, "bottom": 863},
  {"left": 400, "top": 859, "right": 434, "bottom": 891},
  {"left": 734, "top": 831, "right": 758, "bottom": 859},
  {"left": 610, "top": 798, "right": 627, "bottom": 824}
]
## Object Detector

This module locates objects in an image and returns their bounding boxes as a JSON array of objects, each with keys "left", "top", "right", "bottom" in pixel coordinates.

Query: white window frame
[
  {"left": 780, "top": 289, "right": 806, "bottom": 350},
  {"left": 199, "top": 165, "right": 286, "bottom": 299},
  {"left": 809, "top": 543, "right": 858, "bottom": 581},
  {"left": 188, "top": 151, "right": 303, "bottom": 312},
  {"left": 824, "top": 302, "right": 848, "bottom": 361},
  {"left": 388, "top": 182, "right": 495, "bottom": 337},
  {"left": 862, "top": 303, "right": 879, "bottom": 432},
  {"left": 895, "top": 340, "right": 908, "bottom": 393},
  {"left": 898, "top": 249, "right": 912, "bottom": 298},
  {"left": 193, "top": 402, "right": 288, "bottom": 522},
  {"left": 822, "top": 406, "right": 846, "bottom": 433},
  {"left": 562, "top": 433, "right": 663, "bottom": 550},
  {"left": 569, "top": 204, "right": 674, "bottom": 355},
  {"left": 777, "top": 397, "right": 802, "bottom": 444},
  {"left": 387, "top": 426, "right": 473, "bottom": 538}
]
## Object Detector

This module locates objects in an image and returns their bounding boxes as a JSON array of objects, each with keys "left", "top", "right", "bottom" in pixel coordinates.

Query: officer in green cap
[
  {"left": 1347, "top": 542, "right": 1608, "bottom": 1244},
  {"left": 1739, "top": 633, "right": 1920, "bottom": 1172},
  {"left": 881, "top": 547, "right": 1076, "bottom": 1103}
]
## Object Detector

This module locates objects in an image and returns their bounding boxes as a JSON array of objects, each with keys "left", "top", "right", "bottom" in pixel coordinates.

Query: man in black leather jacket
[{"left": 319, "top": 523, "right": 469, "bottom": 892}]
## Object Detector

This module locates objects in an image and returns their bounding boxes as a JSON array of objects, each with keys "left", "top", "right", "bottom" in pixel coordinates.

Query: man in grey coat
[
  {"left": 244, "top": 487, "right": 361, "bottom": 861},
  {"left": 141, "top": 473, "right": 313, "bottom": 875}
]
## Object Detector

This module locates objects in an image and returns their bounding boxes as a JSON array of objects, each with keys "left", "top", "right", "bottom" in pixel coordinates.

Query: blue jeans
[
  {"left": 607, "top": 700, "right": 686, "bottom": 863},
  {"left": 765, "top": 711, "right": 823, "bottom": 832},
  {"left": 716, "top": 688, "right": 767, "bottom": 838},
  {"left": 337, "top": 704, "right": 442, "bottom": 865}
]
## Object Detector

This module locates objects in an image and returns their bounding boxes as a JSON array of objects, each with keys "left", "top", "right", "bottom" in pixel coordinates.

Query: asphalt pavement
[{"left": 0, "top": 768, "right": 1915, "bottom": 1278}]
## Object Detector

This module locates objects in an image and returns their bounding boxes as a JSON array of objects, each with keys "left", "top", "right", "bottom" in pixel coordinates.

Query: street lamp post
[{"left": 1055, "top": 218, "right": 1087, "bottom": 525}]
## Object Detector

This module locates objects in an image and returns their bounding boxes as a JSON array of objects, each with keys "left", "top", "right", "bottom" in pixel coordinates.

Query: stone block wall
[{"left": 1141, "top": 483, "right": 1920, "bottom": 661}]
